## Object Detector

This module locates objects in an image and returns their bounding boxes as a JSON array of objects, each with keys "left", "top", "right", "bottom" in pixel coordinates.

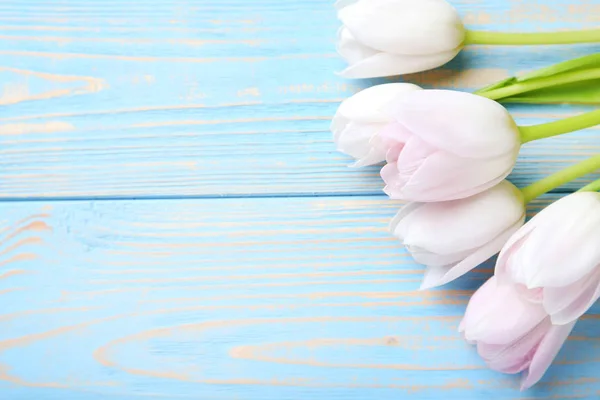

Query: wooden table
[{"left": 1, "top": 0, "right": 599, "bottom": 399}]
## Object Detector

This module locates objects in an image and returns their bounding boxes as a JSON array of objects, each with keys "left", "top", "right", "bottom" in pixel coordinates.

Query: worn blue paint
[
  {"left": 0, "top": 0, "right": 599, "bottom": 198},
  {"left": 1, "top": 0, "right": 599, "bottom": 399},
  {"left": 0, "top": 197, "right": 599, "bottom": 399}
]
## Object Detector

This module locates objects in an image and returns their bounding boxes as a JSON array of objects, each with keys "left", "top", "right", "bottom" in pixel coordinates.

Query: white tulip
[
  {"left": 496, "top": 191, "right": 600, "bottom": 325},
  {"left": 331, "top": 82, "right": 422, "bottom": 166},
  {"left": 391, "top": 181, "right": 526, "bottom": 289},
  {"left": 336, "top": 0, "right": 465, "bottom": 78}
]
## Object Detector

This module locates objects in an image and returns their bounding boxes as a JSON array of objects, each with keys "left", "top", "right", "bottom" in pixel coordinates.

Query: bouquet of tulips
[{"left": 332, "top": 0, "right": 600, "bottom": 390}]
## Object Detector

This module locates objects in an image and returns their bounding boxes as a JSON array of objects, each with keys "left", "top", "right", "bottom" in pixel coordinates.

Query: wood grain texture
[
  {"left": 1, "top": 0, "right": 599, "bottom": 198},
  {"left": 0, "top": 196, "right": 599, "bottom": 400},
  {"left": 3, "top": 0, "right": 600, "bottom": 399}
]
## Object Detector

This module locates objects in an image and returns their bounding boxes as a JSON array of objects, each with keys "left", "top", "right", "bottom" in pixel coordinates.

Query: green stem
[
  {"left": 518, "top": 109, "right": 600, "bottom": 144},
  {"left": 477, "top": 68, "right": 600, "bottom": 101},
  {"left": 464, "top": 29, "right": 600, "bottom": 45},
  {"left": 578, "top": 178, "right": 600, "bottom": 193},
  {"left": 521, "top": 154, "right": 600, "bottom": 203}
]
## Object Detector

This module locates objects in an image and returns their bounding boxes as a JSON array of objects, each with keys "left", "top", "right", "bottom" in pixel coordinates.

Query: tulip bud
[
  {"left": 331, "top": 83, "right": 422, "bottom": 166},
  {"left": 336, "top": 0, "right": 465, "bottom": 78},
  {"left": 496, "top": 191, "right": 600, "bottom": 325},
  {"left": 380, "top": 89, "right": 521, "bottom": 202},
  {"left": 460, "top": 277, "right": 576, "bottom": 390},
  {"left": 391, "top": 181, "right": 525, "bottom": 289}
]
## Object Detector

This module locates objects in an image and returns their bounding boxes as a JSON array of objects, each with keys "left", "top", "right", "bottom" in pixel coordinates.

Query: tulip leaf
[
  {"left": 475, "top": 53, "right": 600, "bottom": 104},
  {"left": 499, "top": 79, "right": 600, "bottom": 104},
  {"left": 475, "top": 77, "right": 517, "bottom": 93},
  {"left": 517, "top": 53, "right": 600, "bottom": 81}
]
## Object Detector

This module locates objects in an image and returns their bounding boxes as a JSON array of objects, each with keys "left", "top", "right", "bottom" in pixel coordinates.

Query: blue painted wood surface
[{"left": 1, "top": 0, "right": 599, "bottom": 399}]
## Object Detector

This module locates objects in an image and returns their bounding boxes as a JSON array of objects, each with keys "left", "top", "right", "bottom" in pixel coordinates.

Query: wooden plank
[
  {"left": 1, "top": 0, "right": 599, "bottom": 198},
  {"left": 1, "top": 196, "right": 599, "bottom": 399}
]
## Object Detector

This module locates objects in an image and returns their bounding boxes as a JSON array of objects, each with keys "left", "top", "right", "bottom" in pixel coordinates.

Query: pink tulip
[
  {"left": 380, "top": 89, "right": 521, "bottom": 202},
  {"left": 390, "top": 181, "right": 525, "bottom": 289},
  {"left": 496, "top": 191, "right": 600, "bottom": 325},
  {"left": 460, "top": 277, "right": 576, "bottom": 390}
]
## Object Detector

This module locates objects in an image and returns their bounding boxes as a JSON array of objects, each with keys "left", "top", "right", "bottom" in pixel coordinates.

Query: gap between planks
[{"left": 0, "top": 188, "right": 581, "bottom": 204}]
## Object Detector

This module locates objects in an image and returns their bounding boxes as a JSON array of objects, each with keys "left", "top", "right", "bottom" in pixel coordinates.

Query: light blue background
[{"left": 0, "top": 0, "right": 599, "bottom": 399}]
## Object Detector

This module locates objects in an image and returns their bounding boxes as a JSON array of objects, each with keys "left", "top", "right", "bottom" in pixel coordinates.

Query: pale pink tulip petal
[
  {"left": 339, "top": 50, "right": 460, "bottom": 79},
  {"left": 499, "top": 236, "right": 535, "bottom": 286},
  {"left": 460, "top": 277, "right": 496, "bottom": 323},
  {"left": 419, "top": 218, "right": 524, "bottom": 289},
  {"left": 542, "top": 268, "right": 599, "bottom": 315},
  {"left": 476, "top": 319, "right": 549, "bottom": 361},
  {"left": 440, "top": 172, "right": 512, "bottom": 204},
  {"left": 338, "top": 0, "right": 464, "bottom": 55},
  {"left": 351, "top": 150, "right": 387, "bottom": 167},
  {"left": 519, "top": 228, "right": 600, "bottom": 288},
  {"left": 390, "top": 202, "right": 476, "bottom": 267},
  {"left": 337, "top": 26, "right": 379, "bottom": 66},
  {"left": 494, "top": 223, "right": 536, "bottom": 282},
  {"left": 381, "top": 125, "right": 410, "bottom": 164},
  {"left": 544, "top": 266, "right": 600, "bottom": 325},
  {"left": 331, "top": 113, "right": 350, "bottom": 142},
  {"left": 333, "top": 119, "right": 389, "bottom": 166},
  {"left": 386, "top": 150, "right": 515, "bottom": 202},
  {"left": 462, "top": 277, "right": 547, "bottom": 345},
  {"left": 408, "top": 245, "right": 473, "bottom": 268},
  {"left": 332, "top": 83, "right": 424, "bottom": 166},
  {"left": 513, "top": 223, "right": 583, "bottom": 288},
  {"left": 478, "top": 319, "right": 551, "bottom": 374},
  {"left": 390, "top": 90, "right": 520, "bottom": 158},
  {"left": 338, "top": 122, "right": 387, "bottom": 167},
  {"left": 381, "top": 162, "right": 409, "bottom": 194},
  {"left": 385, "top": 144, "right": 405, "bottom": 164},
  {"left": 481, "top": 345, "right": 530, "bottom": 374},
  {"left": 389, "top": 202, "right": 424, "bottom": 240},
  {"left": 350, "top": 151, "right": 385, "bottom": 167},
  {"left": 396, "top": 181, "right": 524, "bottom": 255},
  {"left": 379, "top": 121, "right": 412, "bottom": 164},
  {"left": 335, "top": 121, "right": 387, "bottom": 160},
  {"left": 379, "top": 121, "right": 413, "bottom": 158},
  {"left": 514, "top": 284, "right": 544, "bottom": 304},
  {"left": 420, "top": 265, "right": 458, "bottom": 290},
  {"left": 521, "top": 321, "right": 576, "bottom": 390},
  {"left": 395, "top": 135, "right": 437, "bottom": 173},
  {"left": 402, "top": 151, "right": 513, "bottom": 195},
  {"left": 510, "top": 193, "right": 600, "bottom": 288},
  {"left": 386, "top": 137, "right": 435, "bottom": 196},
  {"left": 337, "top": 82, "right": 422, "bottom": 123}
]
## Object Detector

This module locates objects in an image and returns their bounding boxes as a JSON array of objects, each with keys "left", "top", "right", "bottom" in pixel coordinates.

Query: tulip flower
[
  {"left": 336, "top": 0, "right": 464, "bottom": 78},
  {"left": 390, "top": 181, "right": 525, "bottom": 289},
  {"left": 379, "top": 89, "right": 521, "bottom": 201},
  {"left": 378, "top": 90, "right": 600, "bottom": 202},
  {"left": 391, "top": 154, "right": 600, "bottom": 289},
  {"left": 336, "top": 0, "right": 600, "bottom": 78},
  {"left": 331, "top": 84, "right": 600, "bottom": 202},
  {"left": 460, "top": 277, "right": 576, "bottom": 390},
  {"left": 331, "top": 83, "right": 422, "bottom": 166},
  {"left": 496, "top": 190, "right": 600, "bottom": 325}
]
